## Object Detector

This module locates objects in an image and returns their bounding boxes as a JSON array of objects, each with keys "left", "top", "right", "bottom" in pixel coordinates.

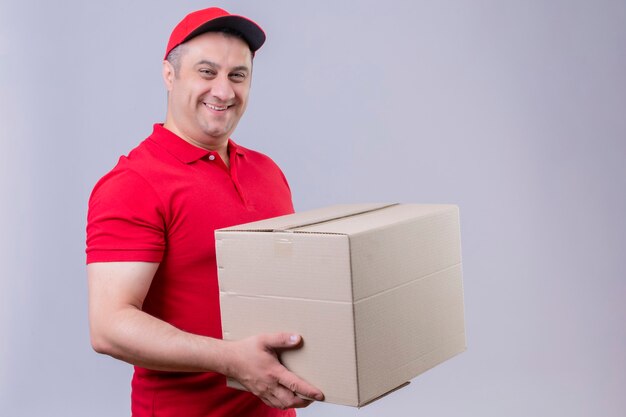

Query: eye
[
  {"left": 199, "top": 68, "right": 217, "bottom": 78},
  {"left": 229, "top": 72, "right": 247, "bottom": 82}
]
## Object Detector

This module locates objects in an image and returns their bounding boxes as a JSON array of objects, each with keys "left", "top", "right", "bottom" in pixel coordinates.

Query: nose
[{"left": 211, "top": 75, "right": 235, "bottom": 102}]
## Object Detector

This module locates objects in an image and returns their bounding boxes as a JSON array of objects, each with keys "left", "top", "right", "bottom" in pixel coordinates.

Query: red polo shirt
[{"left": 86, "top": 124, "right": 295, "bottom": 417}]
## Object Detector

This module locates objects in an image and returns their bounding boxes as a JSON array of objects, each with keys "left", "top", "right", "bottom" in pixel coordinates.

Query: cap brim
[{"left": 184, "top": 15, "right": 266, "bottom": 52}]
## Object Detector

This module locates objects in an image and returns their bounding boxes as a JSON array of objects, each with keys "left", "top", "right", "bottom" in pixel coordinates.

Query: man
[{"left": 86, "top": 7, "right": 324, "bottom": 417}]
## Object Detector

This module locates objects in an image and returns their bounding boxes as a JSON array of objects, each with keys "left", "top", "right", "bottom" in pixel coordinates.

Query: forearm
[
  {"left": 87, "top": 261, "right": 323, "bottom": 409},
  {"left": 88, "top": 262, "right": 238, "bottom": 375},
  {"left": 91, "top": 307, "right": 229, "bottom": 373},
  {"left": 90, "top": 305, "right": 232, "bottom": 374},
  {"left": 92, "top": 307, "right": 323, "bottom": 408}
]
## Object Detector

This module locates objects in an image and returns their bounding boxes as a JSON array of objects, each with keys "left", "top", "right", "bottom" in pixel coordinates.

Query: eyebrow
[{"left": 195, "top": 60, "right": 250, "bottom": 73}]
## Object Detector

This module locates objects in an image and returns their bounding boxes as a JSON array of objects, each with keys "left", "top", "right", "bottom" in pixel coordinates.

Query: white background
[{"left": 1, "top": 1, "right": 625, "bottom": 416}]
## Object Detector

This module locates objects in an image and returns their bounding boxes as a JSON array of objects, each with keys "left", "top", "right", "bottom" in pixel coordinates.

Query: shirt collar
[{"left": 148, "top": 124, "right": 246, "bottom": 164}]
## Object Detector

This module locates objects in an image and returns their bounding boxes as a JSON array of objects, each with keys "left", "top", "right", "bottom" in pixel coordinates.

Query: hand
[{"left": 226, "top": 333, "right": 324, "bottom": 409}]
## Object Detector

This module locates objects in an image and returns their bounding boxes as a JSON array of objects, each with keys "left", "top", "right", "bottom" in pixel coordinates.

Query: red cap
[{"left": 164, "top": 7, "right": 266, "bottom": 59}]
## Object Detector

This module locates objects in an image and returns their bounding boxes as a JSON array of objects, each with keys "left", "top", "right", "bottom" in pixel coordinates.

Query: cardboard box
[{"left": 215, "top": 203, "right": 466, "bottom": 407}]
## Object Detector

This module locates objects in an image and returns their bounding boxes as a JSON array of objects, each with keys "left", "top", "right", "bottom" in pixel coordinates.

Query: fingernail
[{"left": 289, "top": 335, "right": 299, "bottom": 344}]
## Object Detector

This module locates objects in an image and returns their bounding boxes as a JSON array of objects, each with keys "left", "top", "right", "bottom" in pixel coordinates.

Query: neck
[{"left": 163, "top": 121, "right": 230, "bottom": 165}]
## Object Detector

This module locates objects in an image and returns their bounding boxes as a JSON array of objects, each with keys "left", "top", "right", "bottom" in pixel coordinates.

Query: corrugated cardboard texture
[
  {"left": 354, "top": 264, "right": 465, "bottom": 404},
  {"left": 216, "top": 233, "right": 352, "bottom": 301},
  {"left": 216, "top": 203, "right": 466, "bottom": 406},
  {"left": 220, "top": 294, "right": 359, "bottom": 405}
]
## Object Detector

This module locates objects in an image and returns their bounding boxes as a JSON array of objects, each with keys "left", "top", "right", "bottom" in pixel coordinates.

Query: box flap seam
[
  {"left": 219, "top": 291, "right": 353, "bottom": 304},
  {"left": 354, "top": 262, "right": 462, "bottom": 303}
]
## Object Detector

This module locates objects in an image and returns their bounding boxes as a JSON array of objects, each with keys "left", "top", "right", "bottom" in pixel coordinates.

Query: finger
[
  {"left": 290, "top": 395, "right": 314, "bottom": 408},
  {"left": 272, "top": 385, "right": 314, "bottom": 409},
  {"left": 277, "top": 370, "right": 324, "bottom": 401},
  {"left": 256, "top": 385, "right": 285, "bottom": 410},
  {"left": 266, "top": 393, "right": 287, "bottom": 410},
  {"left": 260, "top": 397, "right": 276, "bottom": 409},
  {"left": 262, "top": 333, "right": 301, "bottom": 350}
]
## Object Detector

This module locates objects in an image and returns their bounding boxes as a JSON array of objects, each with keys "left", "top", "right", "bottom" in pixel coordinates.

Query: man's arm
[{"left": 87, "top": 261, "right": 324, "bottom": 409}]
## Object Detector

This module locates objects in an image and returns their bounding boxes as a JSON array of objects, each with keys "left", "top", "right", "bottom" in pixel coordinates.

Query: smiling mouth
[{"left": 203, "top": 102, "right": 230, "bottom": 111}]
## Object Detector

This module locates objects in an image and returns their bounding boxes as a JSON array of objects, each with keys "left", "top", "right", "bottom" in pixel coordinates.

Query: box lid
[
  {"left": 218, "top": 203, "right": 397, "bottom": 233},
  {"left": 217, "top": 204, "right": 461, "bottom": 301}
]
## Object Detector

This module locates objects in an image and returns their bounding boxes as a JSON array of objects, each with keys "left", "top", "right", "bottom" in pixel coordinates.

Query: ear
[{"left": 162, "top": 60, "right": 175, "bottom": 92}]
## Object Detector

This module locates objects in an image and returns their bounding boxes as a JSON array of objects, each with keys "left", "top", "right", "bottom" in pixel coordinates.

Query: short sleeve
[{"left": 86, "top": 165, "right": 166, "bottom": 263}]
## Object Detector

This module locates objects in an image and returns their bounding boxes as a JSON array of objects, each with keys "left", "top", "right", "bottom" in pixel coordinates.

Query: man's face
[{"left": 163, "top": 31, "right": 253, "bottom": 149}]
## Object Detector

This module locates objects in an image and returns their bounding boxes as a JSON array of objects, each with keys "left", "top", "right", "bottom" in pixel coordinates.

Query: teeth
[{"left": 205, "top": 103, "right": 228, "bottom": 111}]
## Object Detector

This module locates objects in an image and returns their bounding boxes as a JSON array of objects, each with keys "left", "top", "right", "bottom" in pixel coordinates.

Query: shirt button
[{"left": 208, "top": 154, "right": 216, "bottom": 161}]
